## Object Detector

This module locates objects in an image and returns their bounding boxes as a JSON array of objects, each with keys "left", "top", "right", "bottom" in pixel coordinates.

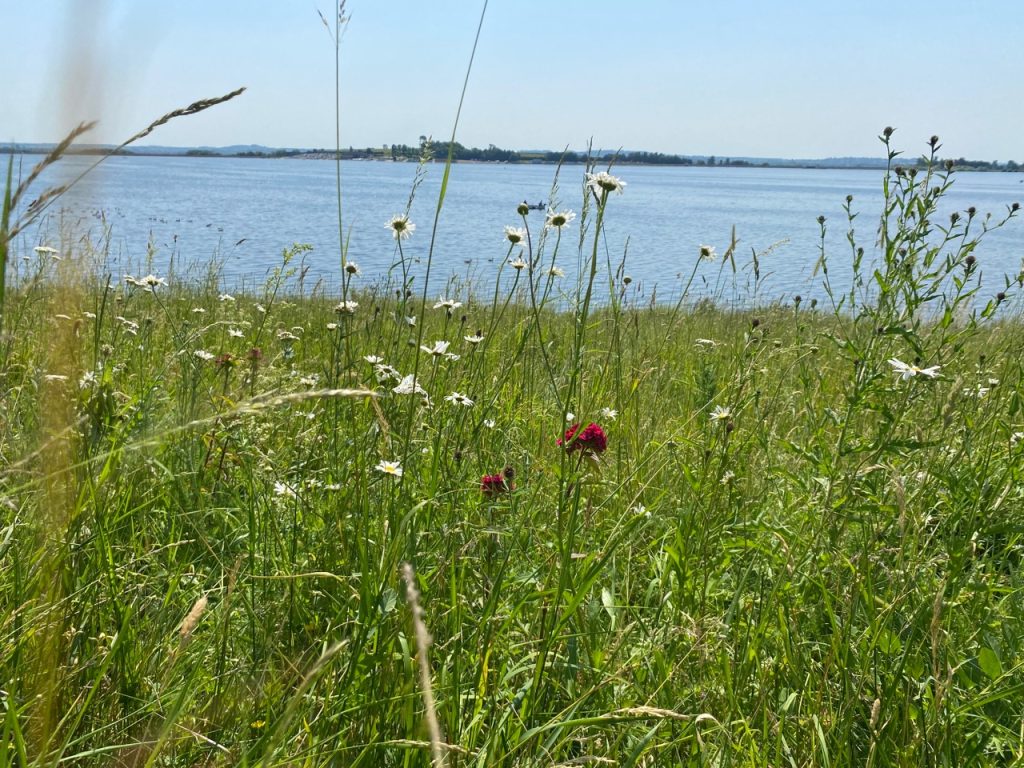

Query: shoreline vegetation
[
  {"left": 4, "top": 139, "right": 1024, "bottom": 172},
  {"left": 3, "top": 115, "right": 1024, "bottom": 764}
]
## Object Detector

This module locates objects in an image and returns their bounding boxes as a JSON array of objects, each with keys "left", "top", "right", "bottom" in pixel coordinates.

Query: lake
[{"left": 8, "top": 154, "right": 1024, "bottom": 305}]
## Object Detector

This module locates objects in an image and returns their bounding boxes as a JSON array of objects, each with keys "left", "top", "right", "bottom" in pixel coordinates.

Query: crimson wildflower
[
  {"left": 481, "top": 467, "right": 515, "bottom": 498},
  {"left": 558, "top": 422, "right": 608, "bottom": 455}
]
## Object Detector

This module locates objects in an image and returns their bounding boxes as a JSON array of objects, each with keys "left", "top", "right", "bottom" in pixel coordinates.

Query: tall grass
[{"left": 1, "top": 121, "right": 1023, "bottom": 765}]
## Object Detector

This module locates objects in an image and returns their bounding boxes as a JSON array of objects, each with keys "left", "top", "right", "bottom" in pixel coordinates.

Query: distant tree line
[{"left": 916, "top": 157, "right": 1023, "bottom": 172}]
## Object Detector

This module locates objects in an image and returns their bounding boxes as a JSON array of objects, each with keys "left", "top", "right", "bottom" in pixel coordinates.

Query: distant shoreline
[{"left": 3, "top": 145, "right": 1022, "bottom": 173}]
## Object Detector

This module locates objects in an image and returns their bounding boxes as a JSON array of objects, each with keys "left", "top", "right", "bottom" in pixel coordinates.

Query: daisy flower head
[
  {"left": 433, "top": 298, "right": 463, "bottom": 312},
  {"left": 420, "top": 340, "right": 451, "bottom": 357},
  {"left": 393, "top": 374, "right": 428, "bottom": 398},
  {"left": 375, "top": 459, "right": 403, "bottom": 478},
  {"left": 444, "top": 391, "right": 474, "bottom": 407},
  {"left": 558, "top": 422, "right": 608, "bottom": 455},
  {"left": 504, "top": 226, "right": 527, "bottom": 247},
  {"left": 509, "top": 257, "right": 528, "bottom": 271},
  {"left": 699, "top": 245, "right": 717, "bottom": 262},
  {"left": 334, "top": 300, "right": 358, "bottom": 314},
  {"left": 464, "top": 333, "right": 485, "bottom": 344},
  {"left": 364, "top": 355, "right": 383, "bottom": 365},
  {"left": 709, "top": 405, "right": 732, "bottom": 422},
  {"left": 193, "top": 349, "right": 216, "bottom": 362},
  {"left": 586, "top": 171, "right": 626, "bottom": 196},
  {"left": 889, "top": 358, "right": 941, "bottom": 380},
  {"left": 406, "top": 315, "right": 417, "bottom": 327},
  {"left": 545, "top": 209, "right": 576, "bottom": 230},
  {"left": 600, "top": 407, "right": 618, "bottom": 421},
  {"left": 386, "top": 214, "right": 415, "bottom": 240},
  {"left": 548, "top": 266, "right": 566, "bottom": 278},
  {"left": 273, "top": 481, "right": 297, "bottom": 498},
  {"left": 344, "top": 261, "right": 360, "bottom": 275}
]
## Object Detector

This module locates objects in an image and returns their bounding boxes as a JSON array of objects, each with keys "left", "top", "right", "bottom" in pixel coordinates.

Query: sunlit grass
[{"left": 2, "top": 136, "right": 1024, "bottom": 767}]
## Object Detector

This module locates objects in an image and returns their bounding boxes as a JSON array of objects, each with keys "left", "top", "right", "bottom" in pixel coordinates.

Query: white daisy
[
  {"left": 386, "top": 214, "right": 415, "bottom": 240},
  {"left": 504, "top": 226, "right": 527, "bottom": 246},
  {"left": 709, "top": 405, "right": 732, "bottom": 422},
  {"left": 433, "top": 298, "right": 463, "bottom": 311},
  {"left": 444, "top": 391, "right": 474, "bottom": 407},
  {"left": 345, "top": 261, "right": 360, "bottom": 275},
  {"left": 393, "top": 374, "right": 428, "bottom": 398},
  {"left": 600, "top": 407, "right": 618, "bottom": 421},
  {"left": 364, "top": 355, "right": 384, "bottom": 364},
  {"left": 548, "top": 266, "right": 566, "bottom": 278},
  {"left": 420, "top": 340, "right": 451, "bottom": 357},
  {"left": 464, "top": 334, "right": 484, "bottom": 344},
  {"left": 273, "top": 481, "right": 297, "bottom": 498},
  {"left": 545, "top": 209, "right": 576, "bottom": 229},
  {"left": 888, "top": 358, "right": 941, "bottom": 380},
  {"left": 228, "top": 328, "right": 244, "bottom": 338},
  {"left": 699, "top": 245, "right": 717, "bottom": 262},
  {"left": 586, "top": 171, "right": 626, "bottom": 195},
  {"left": 334, "top": 301, "right": 358, "bottom": 314},
  {"left": 375, "top": 459, "right": 403, "bottom": 477},
  {"left": 406, "top": 316, "right": 417, "bottom": 327},
  {"left": 483, "top": 419, "right": 496, "bottom": 429},
  {"left": 219, "top": 293, "right": 235, "bottom": 302},
  {"left": 509, "top": 257, "right": 528, "bottom": 270},
  {"left": 193, "top": 350, "right": 216, "bottom": 361}
]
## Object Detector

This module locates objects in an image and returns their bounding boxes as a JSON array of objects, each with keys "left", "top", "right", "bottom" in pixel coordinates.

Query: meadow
[{"left": 2, "top": 127, "right": 1024, "bottom": 767}]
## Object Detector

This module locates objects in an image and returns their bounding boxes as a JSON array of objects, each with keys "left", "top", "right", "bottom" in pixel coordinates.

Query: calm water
[{"left": 10, "top": 154, "right": 1024, "bottom": 304}]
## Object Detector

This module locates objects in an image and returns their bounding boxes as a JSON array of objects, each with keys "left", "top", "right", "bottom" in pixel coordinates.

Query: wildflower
[
  {"left": 386, "top": 214, "right": 415, "bottom": 240},
  {"left": 548, "top": 266, "right": 566, "bottom": 278},
  {"left": 695, "top": 338, "right": 718, "bottom": 348},
  {"left": 273, "top": 481, "right": 297, "bottom": 498},
  {"left": 433, "top": 298, "right": 463, "bottom": 311},
  {"left": 558, "top": 422, "right": 608, "bottom": 455},
  {"left": 586, "top": 171, "right": 626, "bottom": 195},
  {"left": 214, "top": 353, "right": 235, "bottom": 369},
  {"left": 299, "top": 375, "right": 318, "bottom": 387},
  {"left": 699, "top": 245, "right": 717, "bottom": 262},
  {"left": 375, "top": 459, "right": 403, "bottom": 477},
  {"left": 276, "top": 330, "right": 299, "bottom": 342},
  {"left": 509, "top": 257, "right": 527, "bottom": 270},
  {"left": 464, "top": 333, "right": 484, "bottom": 344},
  {"left": 345, "top": 261, "right": 360, "bottom": 275},
  {"left": 393, "top": 374, "right": 428, "bottom": 397},
  {"left": 421, "top": 340, "right": 451, "bottom": 357},
  {"left": 228, "top": 328, "right": 244, "bottom": 338},
  {"left": 364, "top": 355, "right": 383, "bottom": 364},
  {"left": 191, "top": 307, "right": 206, "bottom": 314},
  {"left": 334, "top": 301, "right": 358, "bottom": 314},
  {"left": 326, "top": 322, "right": 339, "bottom": 330},
  {"left": 1011, "top": 431, "right": 1024, "bottom": 447},
  {"left": 374, "top": 363, "right": 401, "bottom": 382},
  {"left": 709, "top": 405, "right": 732, "bottom": 422},
  {"left": 545, "top": 209, "right": 576, "bottom": 229},
  {"left": 445, "top": 391, "right": 474, "bottom": 407},
  {"left": 889, "top": 358, "right": 941, "bottom": 380},
  {"left": 79, "top": 370, "right": 97, "bottom": 389},
  {"left": 480, "top": 470, "right": 513, "bottom": 498},
  {"left": 139, "top": 274, "right": 167, "bottom": 291},
  {"left": 484, "top": 418, "right": 496, "bottom": 429},
  {"left": 34, "top": 245, "right": 60, "bottom": 258},
  {"left": 247, "top": 347, "right": 264, "bottom": 363},
  {"left": 566, "top": 411, "right": 576, "bottom": 422},
  {"left": 219, "top": 293, "right": 235, "bottom": 302},
  {"left": 600, "top": 407, "right": 618, "bottom": 421},
  {"left": 193, "top": 349, "right": 216, "bottom": 361},
  {"left": 406, "top": 316, "right": 417, "bottom": 327},
  {"left": 255, "top": 303, "right": 267, "bottom": 314},
  {"left": 504, "top": 226, "right": 527, "bottom": 246},
  {"left": 720, "top": 470, "right": 736, "bottom": 485}
]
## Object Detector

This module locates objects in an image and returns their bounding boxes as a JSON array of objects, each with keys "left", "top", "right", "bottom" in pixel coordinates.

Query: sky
[{"left": 2, "top": 1, "right": 1023, "bottom": 160}]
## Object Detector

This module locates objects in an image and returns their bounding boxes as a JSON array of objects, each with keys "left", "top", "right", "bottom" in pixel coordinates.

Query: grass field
[{"left": 2, "top": 145, "right": 1024, "bottom": 766}]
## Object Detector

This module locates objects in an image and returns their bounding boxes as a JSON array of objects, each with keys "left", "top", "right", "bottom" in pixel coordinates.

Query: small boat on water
[{"left": 522, "top": 201, "right": 547, "bottom": 211}]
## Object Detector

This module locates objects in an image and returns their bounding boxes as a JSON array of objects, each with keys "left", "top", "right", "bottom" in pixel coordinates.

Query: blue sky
[{"left": 3, "top": 1, "right": 1022, "bottom": 160}]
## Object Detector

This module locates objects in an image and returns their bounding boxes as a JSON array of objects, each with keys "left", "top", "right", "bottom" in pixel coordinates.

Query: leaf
[{"left": 978, "top": 647, "right": 1003, "bottom": 680}]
